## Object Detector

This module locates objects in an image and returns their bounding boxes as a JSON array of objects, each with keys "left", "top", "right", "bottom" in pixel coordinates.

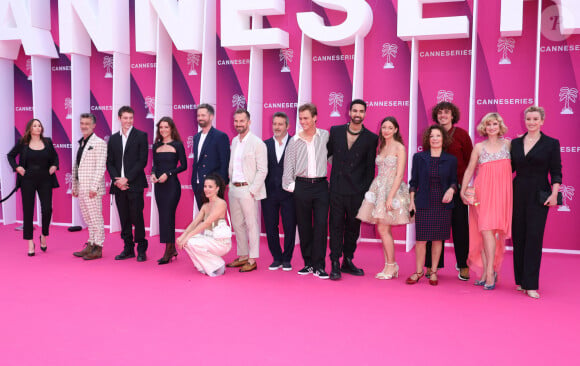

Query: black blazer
[
  {"left": 191, "top": 127, "right": 230, "bottom": 191},
  {"left": 327, "top": 124, "right": 378, "bottom": 195},
  {"left": 409, "top": 151, "right": 457, "bottom": 209},
  {"left": 106, "top": 127, "right": 149, "bottom": 193},
  {"left": 264, "top": 135, "right": 293, "bottom": 200},
  {"left": 7, "top": 137, "right": 60, "bottom": 188},
  {"left": 511, "top": 132, "right": 562, "bottom": 191}
]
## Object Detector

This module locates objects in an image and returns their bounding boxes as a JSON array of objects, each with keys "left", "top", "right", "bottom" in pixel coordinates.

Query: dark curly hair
[
  {"left": 432, "top": 101, "right": 460, "bottom": 125},
  {"left": 422, "top": 125, "right": 452, "bottom": 151},
  {"left": 202, "top": 173, "right": 226, "bottom": 204}
]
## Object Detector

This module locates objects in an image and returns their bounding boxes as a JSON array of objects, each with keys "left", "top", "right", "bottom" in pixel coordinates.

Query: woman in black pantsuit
[
  {"left": 511, "top": 106, "right": 562, "bottom": 299},
  {"left": 7, "top": 119, "right": 59, "bottom": 256},
  {"left": 151, "top": 117, "right": 187, "bottom": 265}
]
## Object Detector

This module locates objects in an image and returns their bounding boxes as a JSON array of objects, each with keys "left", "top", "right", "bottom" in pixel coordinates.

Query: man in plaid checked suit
[{"left": 72, "top": 113, "right": 107, "bottom": 260}]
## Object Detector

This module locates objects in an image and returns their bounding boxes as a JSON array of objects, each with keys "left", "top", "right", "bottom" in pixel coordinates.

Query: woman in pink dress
[
  {"left": 357, "top": 117, "right": 411, "bottom": 280},
  {"left": 460, "top": 113, "right": 512, "bottom": 290},
  {"left": 177, "top": 174, "right": 232, "bottom": 277}
]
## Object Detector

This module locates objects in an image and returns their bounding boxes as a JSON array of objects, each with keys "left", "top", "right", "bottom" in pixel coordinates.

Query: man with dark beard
[{"left": 327, "top": 99, "right": 378, "bottom": 280}]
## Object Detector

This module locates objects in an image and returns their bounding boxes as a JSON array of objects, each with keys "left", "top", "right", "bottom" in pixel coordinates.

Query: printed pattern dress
[
  {"left": 357, "top": 155, "right": 411, "bottom": 225},
  {"left": 467, "top": 141, "right": 512, "bottom": 274}
]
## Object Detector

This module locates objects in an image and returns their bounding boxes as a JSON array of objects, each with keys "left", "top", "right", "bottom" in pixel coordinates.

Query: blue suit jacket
[
  {"left": 191, "top": 127, "right": 230, "bottom": 191},
  {"left": 409, "top": 151, "right": 457, "bottom": 209}
]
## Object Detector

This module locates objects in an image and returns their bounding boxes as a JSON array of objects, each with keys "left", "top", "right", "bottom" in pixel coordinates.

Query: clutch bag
[{"left": 537, "top": 190, "right": 563, "bottom": 206}]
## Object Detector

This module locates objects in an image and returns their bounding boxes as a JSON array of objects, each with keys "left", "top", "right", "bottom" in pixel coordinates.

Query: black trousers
[
  {"left": 425, "top": 191, "right": 469, "bottom": 268},
  {"left": 194, "top": 184, "right": 204, "bottom": 210},
  {"left": 294, "top": 179, "right": 329, "bottom": 270},
  {"left": 261, "top": 193, "right": 296, "bottom": 263},
  {"left": 20, "top": 174, "right": 53, "bottom": 240},
  {"left": 115, "top": 190, "right": 147, "bottom": 253},
  {"left": 512, "top": 185, "right": 549, "bottom": 290},
  {"left": 329, "top": 191, "right": 365, "bottom": 262}
]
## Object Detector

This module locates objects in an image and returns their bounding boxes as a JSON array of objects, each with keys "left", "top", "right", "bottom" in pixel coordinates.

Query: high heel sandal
[
  {"left": 525, "top": 290, "right": 540, "bottom": 299},
  {"left": 376, "top": 263, "right": 399, "bottom": 280},
  {"left": 428, "top": 270, "right": 438, "bottom": 286},
  {"left": 483, "top": 272, "right": 497, "bottom": 290},
  {"left": 405, "top": 271, "right": 424, "bottom": 285},
  {"left": 40, "top": 235, "right": 47, "bottom": 252},
  {"left": 158, "top": 243, "right": 178, "bottom": 265}
]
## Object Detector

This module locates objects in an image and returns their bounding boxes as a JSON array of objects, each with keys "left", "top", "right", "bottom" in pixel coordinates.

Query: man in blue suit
[
  {"left": 191, "top": 103, "right": 230, "bottom": 209},
  {"left": 261, "top": 112, "right": 296, "bottom": 271}
]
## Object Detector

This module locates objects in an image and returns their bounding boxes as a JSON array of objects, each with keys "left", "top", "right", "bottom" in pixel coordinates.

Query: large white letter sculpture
[
  {"left": 221, "top": 0, "right": 289, "bottom": 136},
  {"left": 0, "top": 0, "right": 58, "bottom": 224},
  {"left": 396, "top": 0, "right": 469, "bottom": 251},
  {"left": 296, "top": 0, "right": 373, "bottom": 122},
  {"left": 135, "top": 0, "right": 206, "bottom": 231},
  {"left": 59, "top": 0, "right": 130, "bottom": 229}
]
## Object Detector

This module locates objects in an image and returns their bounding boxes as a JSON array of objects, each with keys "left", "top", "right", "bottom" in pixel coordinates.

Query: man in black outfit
[
  {"left": 262, "top": 112, "right": 296, "bottom": 271},
  {"left": 106, "top": 106, "right": 149, "bottom": 262},
  {"left": 327, "top": 99, "right": 378, "bottom": 280}
]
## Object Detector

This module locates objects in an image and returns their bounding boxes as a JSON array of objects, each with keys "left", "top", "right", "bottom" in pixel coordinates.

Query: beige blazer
[
  {"left": 72, "top": 134, "right": 107, "bottom": 195},
  {"left": 229, "top": 132, "right": 268, "bottom": 200}
]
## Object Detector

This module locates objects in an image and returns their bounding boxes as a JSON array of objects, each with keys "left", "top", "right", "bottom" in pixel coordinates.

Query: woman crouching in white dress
[{"left": 177, "top": 174, "right": 232, "bottom": 277}]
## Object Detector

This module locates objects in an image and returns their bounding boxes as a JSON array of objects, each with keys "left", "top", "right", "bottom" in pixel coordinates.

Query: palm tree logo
[
  {"left": 232, "top": 94, "right": 246, "bottom": 109},
  {"left": 187, "top": 136, "right": 194, "bottom": 158},
  {"left": 558, "top": 185, "right": 575, "bottom": 212},
  {"left": 187, "top": 53, "right": 200, "bottom": 76},
  {"left": 145, "top": 96, "right": 155, "bottom": 119},
  {"left": 65, "top": 97, "right": 73, "bottom": 119},
  {"left": 65, "top": 173, "right": 73, "bottom": 194},
  {"left": 26, "top": 58, "right": 32, "bottom": 80},
  {"left": 329, "top": 92, "right": 344, "bottom": 117},
  {"left": 559, "top": 87, "right": 578, "bottom": 115},
  {"left": 279, "top": 48, "right": 293, "bottom": 72},
  {"left": 437, "top": 90, "right": 454, "bottom": 103},
  {"left": 103, "top": 55, "right": 113, "bottom": 78},
  {"left": 382, "top": 43, "right": 398, "bottom": 69},
  {"left": 497, "top": 38, "right": 515, "bottom": 65}
]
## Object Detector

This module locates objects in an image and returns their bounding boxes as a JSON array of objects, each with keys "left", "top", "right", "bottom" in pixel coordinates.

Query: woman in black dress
[
  {"left": 407, "top": 125, "right": 457, "bottom": 286},
  {"left": 511, "top": 106, "right": 562, "bottom": 299},
  {"left": 7, "top": 119, "right": 59, "bottom": 256},
  {"left": 151, "top": 117, "right": 187, "bottom": 264}
]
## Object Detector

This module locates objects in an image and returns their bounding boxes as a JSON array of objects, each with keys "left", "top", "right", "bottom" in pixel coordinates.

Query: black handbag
[{"left": 537, "top": 190, "right": 562, "bottom": 206}]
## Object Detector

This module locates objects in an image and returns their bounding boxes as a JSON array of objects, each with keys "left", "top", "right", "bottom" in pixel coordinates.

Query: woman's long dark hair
[
  {"left": 202, "top": 173, "right": 226, "bottom": 204},
  {"left": 20, "top": 118, "right": 44, "bottom": 144},
  {"left": 154, "top": 116, "right": 182, "bottom": 144},
  {"left": 378, "top": 116, "right": 404, "bottom": 152}
]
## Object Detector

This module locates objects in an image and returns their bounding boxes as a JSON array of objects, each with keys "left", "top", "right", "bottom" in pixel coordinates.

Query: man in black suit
[
  {"left": 262, "top": 112, "right": 296, "bottom": 271},
  {"left": 106, "top": 106, "right": 149, "bottom": 262},
  {"left": 191, "top": 103, "right": 230, "bottom": 209},
  {"left": 327, "top": 99, "right": 378, "bottom": 280}
]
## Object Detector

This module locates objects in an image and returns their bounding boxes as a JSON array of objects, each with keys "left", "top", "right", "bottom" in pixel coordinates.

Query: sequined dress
[{"left": 357, "top": 155, "right": 411, "bottom": 225}]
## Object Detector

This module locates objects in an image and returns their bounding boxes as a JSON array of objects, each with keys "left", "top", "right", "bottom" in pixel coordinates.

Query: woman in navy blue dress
[
  {"left": 407, "top": 125, "right": 457, "bottom": 286},
  {"left": 151, "top": 117, "right": 187, "bottom": 265}
]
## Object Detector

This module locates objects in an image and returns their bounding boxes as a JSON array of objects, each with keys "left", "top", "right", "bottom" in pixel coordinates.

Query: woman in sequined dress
[{"left": 357, "top": 117, "right": 410, "bottom": 280}]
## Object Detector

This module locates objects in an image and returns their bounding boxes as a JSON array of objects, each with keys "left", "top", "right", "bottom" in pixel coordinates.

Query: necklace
[
  {"left": 347, "top": 123, "right": 362, "bottom": 136},
  {"left": 526, "top": 134, "right": 540, "bottom": 143}
]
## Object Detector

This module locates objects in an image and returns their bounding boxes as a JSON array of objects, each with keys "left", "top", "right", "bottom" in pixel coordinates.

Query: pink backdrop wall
[{"left": 7, "top": 0, "right": 579, "bottom": 251}]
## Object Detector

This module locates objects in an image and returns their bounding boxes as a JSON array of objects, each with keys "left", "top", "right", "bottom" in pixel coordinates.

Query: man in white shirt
[{"left": 226, "top": 109, "right": 268, "bottom": 272}]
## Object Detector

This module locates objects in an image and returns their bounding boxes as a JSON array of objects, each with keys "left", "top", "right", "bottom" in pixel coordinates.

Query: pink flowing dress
[{"left": 467, "top": 140, "right": 512, "bottom": 275}]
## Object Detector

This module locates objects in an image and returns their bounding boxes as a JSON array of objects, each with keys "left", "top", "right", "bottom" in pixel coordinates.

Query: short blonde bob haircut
[{"left": 476, "top": 112, "right": 508, "bottom": 137}]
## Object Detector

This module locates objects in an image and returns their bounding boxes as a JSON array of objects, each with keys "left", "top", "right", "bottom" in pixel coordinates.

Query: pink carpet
[{"left": 0, "top": 223, "right": 578, "bottom": 365}]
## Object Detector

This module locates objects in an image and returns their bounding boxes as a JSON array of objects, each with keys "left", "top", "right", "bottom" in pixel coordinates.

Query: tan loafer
[
  {"left": 226, "top": 258, "right": 248, "bottom": 268},
  {"left": 240, "top": 262, "right": 257, "bottom": 272}
]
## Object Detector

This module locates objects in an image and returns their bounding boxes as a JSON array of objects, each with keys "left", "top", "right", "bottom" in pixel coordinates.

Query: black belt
[{"left": 296, "top": 177, "right": 326, "bottom": 184}]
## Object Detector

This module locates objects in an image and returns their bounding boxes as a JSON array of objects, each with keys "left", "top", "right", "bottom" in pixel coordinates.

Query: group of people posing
[{"left": 8, "top": 100, "right": 562, "bottom": 299}]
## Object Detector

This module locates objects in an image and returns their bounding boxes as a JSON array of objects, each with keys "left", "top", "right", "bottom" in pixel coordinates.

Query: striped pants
[{"left": 79, "top": 192, "right": 105, "bottom": 246}]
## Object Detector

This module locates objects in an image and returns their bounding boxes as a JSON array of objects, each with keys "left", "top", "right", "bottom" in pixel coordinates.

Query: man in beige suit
[
  {"left": 72, "top": 113, "right": 108, "bottom": 260},
  {"left": 226, "top": 109, "right": 268, "bottom": 272}
]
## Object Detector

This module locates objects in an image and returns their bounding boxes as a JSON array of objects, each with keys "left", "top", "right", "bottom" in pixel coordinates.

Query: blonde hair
[
  {"left": 477, "top": 112, "right": 508, "bottom": 137},
  {"left": 524, "top": 105, "right": 545, "bottom": 120}
]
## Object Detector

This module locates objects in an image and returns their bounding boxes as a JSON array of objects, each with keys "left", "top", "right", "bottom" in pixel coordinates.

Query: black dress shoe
[
  {"left": 341, "top": 258, "right": 364, "bottom": 276},
  {"left": 115, "top": 250, "right": 135, "bottom": 260},
  {"left": 137, "top": 253, "right": 147, "bottom": 262},
  {"left": 330, "top": 260, "right": 342, "bottom": 280}
]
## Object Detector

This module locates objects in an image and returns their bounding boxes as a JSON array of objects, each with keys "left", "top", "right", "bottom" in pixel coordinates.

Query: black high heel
[
  {"left": 28, "top": 241, "right": 35, "bottom": 256},
  {"left": 40, "top": 235, "right": 47, "bottom": 252},
  {"left": 158, "top": 243, "right": 178, "bottom": 265}
]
